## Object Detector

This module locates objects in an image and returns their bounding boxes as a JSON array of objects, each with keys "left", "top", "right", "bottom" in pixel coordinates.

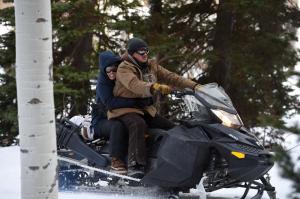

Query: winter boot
[
  {"left": 127, "top": 161, "right": 145, "bottom": 179},
  {"left": 110, "top": 157, "right": 127, "bottom": 175}
]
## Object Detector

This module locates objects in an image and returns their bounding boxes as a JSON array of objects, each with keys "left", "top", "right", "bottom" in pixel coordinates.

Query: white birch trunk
[{"left": 15, "top": 0, "right": 58, "bottom": 198}]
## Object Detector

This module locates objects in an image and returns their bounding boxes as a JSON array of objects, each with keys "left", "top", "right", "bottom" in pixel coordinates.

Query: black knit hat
[{"left": 127, "top": 37, "right": 148, "bottom": 55}]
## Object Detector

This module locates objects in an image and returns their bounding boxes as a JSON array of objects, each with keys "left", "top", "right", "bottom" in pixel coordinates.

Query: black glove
[{"left": 135, "top": 97, "right": 154, "bottom": 108}]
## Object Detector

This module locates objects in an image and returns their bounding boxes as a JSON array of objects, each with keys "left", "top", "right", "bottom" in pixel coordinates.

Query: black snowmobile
[{"left": 56, "top": 83, "right": 276, "bottom": 199}]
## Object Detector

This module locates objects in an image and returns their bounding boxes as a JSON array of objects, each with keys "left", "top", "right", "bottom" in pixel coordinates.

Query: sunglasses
[
  {"left": 136, "top": 48, "right": 149, "bottom": 56},
  {"left": 106, "top": 65, "right": 117, "bottom": 73}
]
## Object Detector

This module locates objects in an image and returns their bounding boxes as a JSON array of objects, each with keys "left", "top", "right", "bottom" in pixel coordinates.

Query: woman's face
[{"left": 106, "top": 65, "right": 117, "bottom": 80}]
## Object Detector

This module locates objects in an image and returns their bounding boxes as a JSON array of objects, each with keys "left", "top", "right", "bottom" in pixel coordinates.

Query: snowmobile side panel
[
  {"left": 146, "top": 129, "right": 167, "bottom": 158},
  {"left": 216, "top": 142, "right": 273, "bottom": 182},
  {"left": 56, "top": 121, "right": 108, "bottom": 167},
  {"left": 201, "top": 123, "right": 261, "bottom": 148},
  {"left": 202, "top": 124, "right": 273, "bottom": 182},
  {"left": 141, "top": 125, "right": 210, "bottom": 188}
]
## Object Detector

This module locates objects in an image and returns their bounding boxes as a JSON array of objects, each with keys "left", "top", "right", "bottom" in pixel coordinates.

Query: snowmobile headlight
[
  {"left": 211, "top": 109, "right": 243, "bottom": 129},
  {"left": 231, "top": 151, "right": 245, "bottom": 159}
]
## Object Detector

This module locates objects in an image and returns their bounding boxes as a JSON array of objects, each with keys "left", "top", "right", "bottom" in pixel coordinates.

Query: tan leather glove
[
  {"left": 194, "top": 84, "right": 203, "bottom": 92},
  {"left": 151, "top": 83, "right": 172, "bottom": 95}
]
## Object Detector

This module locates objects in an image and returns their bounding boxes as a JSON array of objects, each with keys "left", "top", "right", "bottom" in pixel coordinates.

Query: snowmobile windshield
[{"left": 195, "top": 83, "right": 237, "bottom": 114}]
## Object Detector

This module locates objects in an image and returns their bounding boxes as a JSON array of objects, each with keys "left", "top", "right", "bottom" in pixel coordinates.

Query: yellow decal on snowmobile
[{"left": 231, "top": 151, "right": 245, "bottom": 159}]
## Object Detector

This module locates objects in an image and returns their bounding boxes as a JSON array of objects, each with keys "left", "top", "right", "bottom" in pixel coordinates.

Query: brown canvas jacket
[{"left": 107, "top": 54, "right": 197, "bottom": 119}]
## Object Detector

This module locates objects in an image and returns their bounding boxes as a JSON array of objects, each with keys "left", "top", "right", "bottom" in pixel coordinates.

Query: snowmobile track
[{"left": 60, "top": 185, "right": 174, "bottom": 198}]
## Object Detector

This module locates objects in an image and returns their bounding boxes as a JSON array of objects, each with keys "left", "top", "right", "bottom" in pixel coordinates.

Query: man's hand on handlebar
[
  {"left": 151, "top": 83, "right": 172, "bottom": 95},
  {"left": 194, "top": 84, "right": 203, "bottom": 92}
]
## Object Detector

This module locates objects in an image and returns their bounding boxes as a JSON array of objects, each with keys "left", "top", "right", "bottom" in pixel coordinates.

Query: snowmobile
[{"left": 56, "top": 83, "right": 276, "bottom": 199}]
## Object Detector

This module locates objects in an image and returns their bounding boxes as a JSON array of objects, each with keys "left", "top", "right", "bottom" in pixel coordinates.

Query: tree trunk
[
  {"left": 15, "top": 0, "right": 58, "bottom": 198},
  {"left": 207, "top": 0, "right": 234, "bottom": 90}
]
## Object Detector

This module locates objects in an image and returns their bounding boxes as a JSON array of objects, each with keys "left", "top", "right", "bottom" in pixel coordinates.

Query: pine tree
[
  {"left": 51, "top": 0, "right": 143, "bottom": 117},
  {"left": 204, "top": 0, "right": 300, "bottom": 128},
  {"left": 0, "top": 0, "right": 143, "bottom": 145},
  {"left": 0, "top": 2, "right": 17, "bottom": 146},
  {"left": 0, "top": 0, "right": 299, "bottom": 150},
  {"left": 274, "top": 126, "right": 300, "bottom": 197},
  {"left": 138, "top": 0, "right": 300, "bottom": 129}
]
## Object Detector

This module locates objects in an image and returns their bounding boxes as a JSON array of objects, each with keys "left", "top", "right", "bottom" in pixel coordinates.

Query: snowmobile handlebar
[{"left": 171, "top": 88, "right": 195, "bottom": 98}]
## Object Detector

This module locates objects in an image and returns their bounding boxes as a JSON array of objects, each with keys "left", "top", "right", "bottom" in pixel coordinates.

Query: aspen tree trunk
[{"left": 15, "top": 0, "right": 58, "bottom": 198}]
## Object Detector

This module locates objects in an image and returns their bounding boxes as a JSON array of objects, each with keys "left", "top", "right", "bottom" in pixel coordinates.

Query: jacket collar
[
  {"left": 123, "top": 52, "right": 149, "bottom": 69},
  {"left": 127, "top": 54, "right": 141, "bottom": 68}
]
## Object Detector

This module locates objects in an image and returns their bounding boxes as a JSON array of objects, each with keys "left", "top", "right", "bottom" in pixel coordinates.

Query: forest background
[{"left": 0, "top": 0, "right": 300, "bottom": 196}]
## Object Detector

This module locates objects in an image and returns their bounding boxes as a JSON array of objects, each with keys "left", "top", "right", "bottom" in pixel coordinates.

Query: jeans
[
  {"left": 118, "top": 113, "right": 175, "bottom": 166},
  {"left": 94, "top": 119, "right": 128, "bottom": 160}
]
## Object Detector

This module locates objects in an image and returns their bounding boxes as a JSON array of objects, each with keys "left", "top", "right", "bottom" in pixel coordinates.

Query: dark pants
[
  {"left": 118, "top": 112, "right": 175, "bottom": 166},
  {"left": 94, "top": 119, "right": 128, "bottom": 160},
  {"left": 144, "top": 113, "right": 175, "bottom": 130}
]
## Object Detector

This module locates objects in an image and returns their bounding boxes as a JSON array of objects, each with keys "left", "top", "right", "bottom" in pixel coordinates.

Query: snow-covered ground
[
  {"left": 1, "top": 132, "right": 299, "bottom": 199},
  {"left": 0, "top": 146, "right": 157, "bottom": 199}
]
